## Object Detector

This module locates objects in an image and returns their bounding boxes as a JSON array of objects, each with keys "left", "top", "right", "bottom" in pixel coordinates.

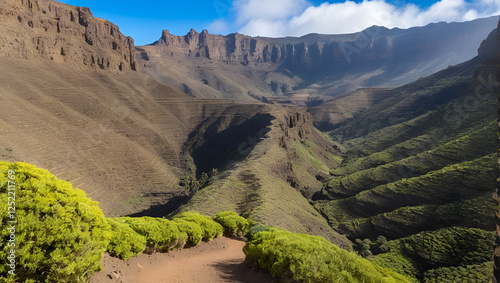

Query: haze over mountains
[{"left": 139, "top": 16, "right": 499, "bottom": 102}]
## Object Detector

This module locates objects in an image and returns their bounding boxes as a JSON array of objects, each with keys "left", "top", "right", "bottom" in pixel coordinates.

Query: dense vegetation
[
  {"left": 213, "top": 211, "right": 255, "bottom": 237},
  {"left": 0, "top": 161, "right": 261, "bottom": 282},
  {"left": 313, "top": 60, "right": 497, "bottom": 282},
  {"left": 244, "top": 227, "right": 410, "bottom": 282},
  {"left": 0, "top": 162, "right": 111, "bottom": 283}
]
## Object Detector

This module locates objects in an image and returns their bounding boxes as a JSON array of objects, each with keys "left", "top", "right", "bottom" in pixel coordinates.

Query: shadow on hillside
[
  {"left": 210, "top": 259, "right": 274, "bottom": 283},
  {"left": 127, "top": 195, "right": 189, "bottom": 218}
]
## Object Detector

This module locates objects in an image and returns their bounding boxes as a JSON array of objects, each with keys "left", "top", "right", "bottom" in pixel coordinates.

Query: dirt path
[{"left": 91, "top": 237, "right": 273, "bottom": 283}]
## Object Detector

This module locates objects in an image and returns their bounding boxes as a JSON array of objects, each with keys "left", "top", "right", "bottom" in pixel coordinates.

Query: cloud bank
[{"left": 227, "top": 0, "right": 500, "bottom": 37}]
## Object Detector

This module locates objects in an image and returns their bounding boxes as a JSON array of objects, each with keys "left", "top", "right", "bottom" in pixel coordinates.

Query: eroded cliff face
[
  {"left": 142, "top": 17, "right": 499, "bottom": 102},
  {"left": 158, "top": 29, "right": 345, "bottom": 69},
  {"left": 0, "top": 0, "right": 136, "bottom": 71}
]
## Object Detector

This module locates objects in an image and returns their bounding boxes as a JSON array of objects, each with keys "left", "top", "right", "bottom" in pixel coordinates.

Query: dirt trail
[{"left": 91, "top": 237, "right": 273, "bottom": 283}]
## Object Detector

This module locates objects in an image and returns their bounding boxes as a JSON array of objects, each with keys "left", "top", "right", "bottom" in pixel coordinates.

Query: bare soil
[{"left": 91, "top": 237, "right": 273, "bottom": 283}]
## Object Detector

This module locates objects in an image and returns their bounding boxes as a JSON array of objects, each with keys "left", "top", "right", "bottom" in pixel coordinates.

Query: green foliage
[
  {"left": 106, "top": 218, "right": 146, "bottom": 260},
  {"left": 113, "top": 217, "right": 187, "bottom": 252},
  {"left": 0, "top": 162, "right": 112, "bottom": 283},
  {"left": 246, "top": 224, "right": 273, "bottom": 240},
  {"left": 243, "top": 228, "right": 410, "bottom": 282},
  {"left": 172, "top": 211, "right": 223, "bottom": 241},
  {"left": 180, "top": 170, "right": 218, "bottom": 197},
  {"left": 372, "top": 252, "right": 421, "bottom": 282},
  {"left": 172, "top": 218, "right": 203, "bottom": 246},
  {"left": 213, "top": 211, "right": 253, "bottom": 237},
  {"left": 389, "top": 227, "right": 495, "bottom": 268},
  {"left": 423, "top": 261, "right": 493, "bottom": 283}
]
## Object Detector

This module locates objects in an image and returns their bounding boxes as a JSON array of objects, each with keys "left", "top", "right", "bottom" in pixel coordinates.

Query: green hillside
[{"left": 312, "top": 58, "right": 497, "bottom": 282}]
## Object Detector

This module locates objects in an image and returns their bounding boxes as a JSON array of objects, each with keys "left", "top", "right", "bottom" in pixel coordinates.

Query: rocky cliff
[
  {"left": 0, "top": 0, "right": 136, "bottom": 71},
  {"left": 141, "top": 17, "right": 499, "bottom": 102}
]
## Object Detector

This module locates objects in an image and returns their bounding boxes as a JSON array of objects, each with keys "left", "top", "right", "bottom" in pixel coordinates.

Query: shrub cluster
[
  {"left": 213, "top": 211, "right": 254, "bottom": 237},
  {"left": 243, "top": 228, "right": 410, "bottom": 282},
  {"left": 423, "top": 261, "right": 493, "bottom": 283},
  {"left": 172, "top": 211, "right": 223, "bottom": 241},
  {"left": 113, "top": 217, "right": 188, "bottom": 252},
  {"left": 0, "top": 162, "right": 111, "bottom": 283},
  {"left": 106, "top": 218, "right": 147, "bottom": 260}
]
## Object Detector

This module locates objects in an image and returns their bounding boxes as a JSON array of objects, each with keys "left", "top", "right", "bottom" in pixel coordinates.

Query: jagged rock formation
[
  {"left": 139, "top": 17, "right": 499, "bottom": 102},
  {"left": 0, "top": 0, "right": 350, "bottom": 245},
  {"left": 0, "top": 0, "right": 136, "bottom": 71}
]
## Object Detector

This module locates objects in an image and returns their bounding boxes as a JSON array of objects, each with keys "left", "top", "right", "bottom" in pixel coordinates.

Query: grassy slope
[
  {"left": 173, "top": 108, "right": 352, "bottom": 249},
  {"left": 312, "top": 57, "right": 497, "bottom": 281}
]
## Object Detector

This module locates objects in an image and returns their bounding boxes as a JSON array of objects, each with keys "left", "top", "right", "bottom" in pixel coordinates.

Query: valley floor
[{"left": 91, "top": 237, "right": 273, "bottom": 283}]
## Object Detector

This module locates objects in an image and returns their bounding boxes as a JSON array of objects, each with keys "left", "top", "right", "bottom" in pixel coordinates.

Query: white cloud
[
  {"left": 232, "top": 0, "right": 500, "bottom": 37},
  {"left": 207, "top": 20, "right": 230, "bottom": 34},
  {"left": 233, "top": 0, "right": 309, "bottom": 24}
]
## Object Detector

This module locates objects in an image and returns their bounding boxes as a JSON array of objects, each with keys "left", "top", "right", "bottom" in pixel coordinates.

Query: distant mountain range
[{"left": 138, "top": 16, "right": 499, "bottom": 102}]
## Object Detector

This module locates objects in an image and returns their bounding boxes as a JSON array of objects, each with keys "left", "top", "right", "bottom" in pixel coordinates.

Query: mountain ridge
[{"left": 139, "top": 16, "right": 499, "bottom": 102}]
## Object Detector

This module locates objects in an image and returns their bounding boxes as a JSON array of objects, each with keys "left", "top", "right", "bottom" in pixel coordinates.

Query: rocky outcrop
[
  {"left": 143, "top": 17, "right": 499, "bottom": 101},
  {"left": 0, "top": 0, "right": 136, "bottom": 71}
]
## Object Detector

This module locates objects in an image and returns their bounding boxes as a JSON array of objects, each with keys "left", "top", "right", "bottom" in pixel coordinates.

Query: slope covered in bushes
[
  {"left": 0, "top": 162, "right": 111, "bottom": 283},
  {"left": 312, "top": 53, "right": 497, "bottom": 281},
  {"left": 244, "top": 227, "right": 411, "bottom": 282},
  {"left": 0, "top": 161, "right": 260, "bottom": 282}
]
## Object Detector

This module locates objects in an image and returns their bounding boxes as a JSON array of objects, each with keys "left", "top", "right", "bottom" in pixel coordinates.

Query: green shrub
[
  {"left": 423, "top": 261, "right": 493, "bottom": 282},
  {"left": 390, "top": 227, "right": 495, "bottom": 267},
  {"left": 106, "top": 218, "right": 146, "bottom": 260},
  {"left": 0, "top": 162, "right": 112, "bottom": 283},
  {"left": 243, "top": 228, "right": 410, "bottom": 282},
  {"left": 373, "top": 252, "right": 421, "bottom": 282},
  {"left": 246, "top": 224, "right": 273, "bottom": 240},
  {"left": 114, "top": 217, "right": 187, "bottom": 252},
  {"left": 173, "top": 211, "right": 223, "bottom": 241},
  {"left": 213, "top": 211, "right": 253, "bottom": 237},
  {"left": 172, "top": 218, "right": 203, "bottom": 246}
]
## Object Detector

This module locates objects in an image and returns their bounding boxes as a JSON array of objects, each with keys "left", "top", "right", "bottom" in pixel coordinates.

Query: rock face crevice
[{"left": 0, "top": 0, "right": 136, "bottom": 71}]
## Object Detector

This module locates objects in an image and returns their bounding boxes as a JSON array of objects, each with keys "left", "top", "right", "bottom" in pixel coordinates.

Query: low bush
[
  {"left": 0, "top": 162, "right": 111, "bottom": 283},
  {"left": 246, "top": 224, "right": 273, "bottom": 240},
  {"left": 106, "top": 218, "right": 146, "bottom": 260},
  {"left": 172, "top": 218, "right": 203, "bottom": 246},
  {"left": 172, "top": 211, "right": 223, "bottom": 241},
  {"left": 243, "top": 228, "right": 410, "bottom": 282},
  {"left": 113, "top": 217, "right": 187, "bottom": 252},
  {"left": 213, "top": 211, "right": 253, "bottom": 237}
]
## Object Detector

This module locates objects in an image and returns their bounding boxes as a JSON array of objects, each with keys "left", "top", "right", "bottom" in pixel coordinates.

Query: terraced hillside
[
  {"left": 0, "top": 56, "right": 269, "bottom": 216},
  {"left": 172, "top": 107, "right": 351, "bottom": 248},
  {"left": 0, "top": 0, "right": 353, "bottom": 247},
  {"left": 311, "top": 28, "right": 498, "bottom": 281}
]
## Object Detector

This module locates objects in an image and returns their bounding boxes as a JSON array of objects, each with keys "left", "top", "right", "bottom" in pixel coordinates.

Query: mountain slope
[
  {"left": 138, "top": 17, "right": 499, "bottom": 102},
  {"left": 310, "top": 21, "right": 499, "bottom": 281}
]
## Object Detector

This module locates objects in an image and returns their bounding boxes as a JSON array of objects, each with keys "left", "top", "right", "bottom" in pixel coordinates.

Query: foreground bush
[
  {"left": 172, "top": 218, "right": 203, "bottom": 246},
  {"left": 113, "top": 217, "right": 187, "bottom": 252},
  {"left": 0, "top": 162, "right": 111, "bottom": 283},
  {"left": 244, "top": 228, "right": 410, "bottom": 283},
  {"left": 173, "top": 211, "right": 223, "bottom": 241},
  {"left": 106, "top": 218, "right": 146, "bottom": 260},
  {"left": 213, "top": 211, "right": 254, "bottom": 237}
]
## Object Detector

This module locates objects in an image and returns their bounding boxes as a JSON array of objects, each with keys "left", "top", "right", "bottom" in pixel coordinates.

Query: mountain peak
[{"left": 0, "top": 0, "right": 136, "bottom": 71}]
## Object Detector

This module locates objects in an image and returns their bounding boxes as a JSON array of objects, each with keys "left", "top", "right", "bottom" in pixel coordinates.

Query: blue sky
[{"left": 57, "top": 0, "right": 500, "bottom": 45}]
